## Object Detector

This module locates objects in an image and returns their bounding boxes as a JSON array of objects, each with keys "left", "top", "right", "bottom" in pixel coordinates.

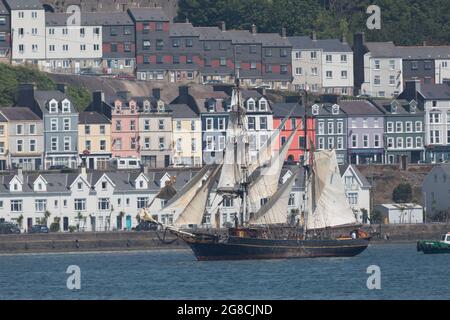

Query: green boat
[{"left": 417, "top": 232, "right": 450, "bottom": 254}]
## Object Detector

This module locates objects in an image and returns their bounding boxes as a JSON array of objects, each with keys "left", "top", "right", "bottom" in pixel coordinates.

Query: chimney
[
  {"left": 220, "top": 21, "right": 226, "bottom": 32},
  {"left": 311, "top": 31, "right": 317, "bottom": 41},
  {"left": 56, "top": 83, "right": 67, "bottom": 94},
  {"left": 122, "top": 3, "right": 128, "bottom": 12},
  {"left": 117, "top": 91, "right": 132, "bottom": 101},
  {"left": 403, "top": 80, "right": 421, "bottom": 101},
  {"left": 17, "top": 168, "right": 23, "bottom": 182},
  {"left": 281, "top": 27, "right": 287, "bottom": 38},
  {"left": 353, "top": 32, "right": 365, "bottom": 48},
  {"left": 15, "top": 83, "right": 36, "bottom": 107},
  {"left": 353, "top": 32, "right": 368, "bottom": 96},
  {"left": 152, "top": 88, "right": 161, "bottom": 100},
  {"left": 178, "top": 86, "right": 190, "bottom": 104},
  {"left": 93, "top": 91, "right": 105, "bottom": 109},
  {"left": 80, "top": 166, "right": 87, "bottom": 178},
  {"left": 185, "top": 17, "right": 189, "bottom": 23},
  {"left": 341, "top": 34, "right": 347, "bottom": 44},
  {"left": 251, "top": 24, "right": 257, "bottom": 35}
]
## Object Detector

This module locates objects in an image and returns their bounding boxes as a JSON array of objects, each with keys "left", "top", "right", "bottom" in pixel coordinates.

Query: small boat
[{"left": 417, "top": 232, "right": 450, "bottom": 254}]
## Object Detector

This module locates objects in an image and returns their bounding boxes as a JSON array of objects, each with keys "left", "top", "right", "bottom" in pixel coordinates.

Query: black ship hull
[{"left": 185, "top": 236, "right": 369, "bottom": 261}]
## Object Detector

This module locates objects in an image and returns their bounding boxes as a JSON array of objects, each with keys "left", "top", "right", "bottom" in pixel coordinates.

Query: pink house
[{"left": 111, "top": 95, "right": 140, "bottom": 159}]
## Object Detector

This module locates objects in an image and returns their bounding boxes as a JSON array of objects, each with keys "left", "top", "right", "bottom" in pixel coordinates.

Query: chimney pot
[
  {"left": 281, "top": 27, "right": 287, "bottom": 38},
  {"left": 220, "top": 21, "right": 226, "bottom": 32},
  {"left": 251, "top": 24, "right": 257, "bottom": 35},
  {"left": 311, "top": 31, "right": 317, "bottom": 41}
]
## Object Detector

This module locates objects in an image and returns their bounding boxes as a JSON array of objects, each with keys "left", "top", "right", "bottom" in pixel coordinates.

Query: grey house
[
  {"left": 371, "top": 98, "right": 425, "bottom": 164},
  {"left": 422, "top": 164, "right": 450, "bottom": 218},
  {"left": 312, "top": 100, "right": 348, "bottom": 165},
  {"left": 15, "top": 84, "right": 79, "bottom": 169}
]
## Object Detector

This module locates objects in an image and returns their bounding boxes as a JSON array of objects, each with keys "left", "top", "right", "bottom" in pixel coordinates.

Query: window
[
  {"left": 397, "top": 137, "right": 404, "bottom": 148},
  {"left": 260, "top": 117, "right": 268, "bottom": 130},
  {"left": 416, "top": 137, "right": 423, "bottom": 148},
  {"left": 295, "top": 67, "right": 302, "bottom": 76},
  {"left": 347, "top": 193, "right": 358, "bottom": 206},
  {"left": 137, "top": 197, "right": 149, "bottom": 209},
  {"left": 64, "top": 137, "right": 71, "bottom": 151},
  {"left": 389, "top": 75, "right": 396, "bottom": 85},
  {"left": 363, "top": 135, "right": 369, "bottom": 148},
  {"left": 51, "top": 137, "right": 58, "bottom": 151},
  {"left": 405, "top": 122, "right": 412, "bottom": 133},
  {"left": 311, "top": 67, "right": 318, "bottom": 76},
  {"left": 218, "top": 136, "right": 225, "bottom": 150},
  {"left": 30, "top": 140, "right": 36, "bottom": 152},
  {"left": 16, "top": 124, "right": 23, "bottom": 135},
  {"left": 159, "top": 120, "right": 165, "bottom": 130},
  {"left": 85, "top": 141, "right": 91, "bottom": 151},
  {"left": 156, "top": 40, "right": 164, "bottom": 50},
  {"left": 206, "top": 136, "right": 214, "bottom": 151},
  {"left": 17, "top": 140, "right": 23, "bottom": 152},
  {"left": 63, "top": 118, "right": 70, "bottom": 131},
  {"left": 191, "top": 138, "right": 197, "bottom": 152},
  {"left": 280, "top": 48, "right": 287, "bottom": 57},
  {"left": 387, "top": 137, "right": 394, "bottom": 148},
  {"left": 396, "top": 122, "right": 403, "bottom": 132},
  {"left": 156, "top": 22, "right": 163, "bottom": 31},
  {"left": 389, "top": 60, "right": 395, "bottom": 70},
  {"left": 430, "top": 113, "right": 441, "bottom": 124},
  {"left": 411, "top": 61, "right": 418, "bottom": 70},
  {"left": 318, "top": 137, "right": 325, "bottom": 150},
  {"left": 374, "top": 60, "right": 380, "bottom": 70},
  {"left": 341, "top": 55, "right": 347, "bottom": 63},
  {"left": 351, "top": 135, "right": 357, "bottom": 148},
  {"left": 99, "top": 140, "right": 106, "bottom": 152},
  {"left": 98, "top": 198, "right": 110, "bottom": 211},
  {"left": 218, "top": 118, "right": 225, "bottom": 131},
  {"left": 206, "top": 118, "right": 213, "bottom": 131},
  {"left": 159, "top": 137, "right": 165, "bottom": 150},
  {"left": 191, "top": 121, "right": 196, "bottom": 131},
  {"left": 11, "top": 200, "right": 22, "bottom": 212},
  {"left": 51, "top": 119, "right": 58, "bottom": 131},
  {"left": 328, "top": 137, "right": 334, "bottom": 149},
  {"left": 326, "top": 54, "right": 332, "bottom": 63},
  {"left": 406, "top": 137, "right": 413, "bottom": 148},
  {"left": 327, "top": 122, "right": 334, "bottom": 135},
  {"left": 143, "top": 40, "right": 151, "bottom": 49},
  {"left": 295, "top": 51, "right": 301, "bottom": 59},
  {"left": 130, "top": 120, "right": 136, "bottom": 131},
  {"left": 144, "top": 138, "right": 150, "bottom": 150},
  {"left": 374, "top": 75, "right": 381, "bottom": 85},
  {"left": 318, "top": 122, "right": 325, "bottom": 135},
  {"left": 430, "top": 130, "right": 440, "bottom": 144},
  {"left": 74, "top": 199, "right": 86, "bottom": 211},
  {"left": 248, "top": 117, "right": 256, "bottom": 130},
  {"left": 250, "top": 45, "right": 257, "bottom": 54},
  {"left": 172, "top": 39, "right": 180, "bottom": 47},
  {"left": 114, "top": 139, "right": 122, "bottom": 150},
  {"left": 115, "top": 120, "right": 122, "bottom": 131},
  {"left": 374, "top": 135, "right": 381, "bottom": 148},
  {"left": 84, "top": 125, "right": 91, "bottom": 135},
  {"left": 387, "top": 122, "right": 394, "bottom": 133},
  {"left": 337, "top": 137, "right": 344, "bottom": 150},
  {"left": 130, "top": 138, "right": 137, "bottom": 150},
  {"left": 341, "top": 71, "right": 347, "bottom": 79},
  {"left": 310, "top": 51, "right": 317, "bottom": 59},
  {"left": 250, "top": 62, "right": 257, "bottom": 70},
  {"left": 415, "top": 121, "right": 422, "bottom": 132},
  {"left": 35, "top": 200, "right": 47, "bottom": 212},
  {"left": 326, "top": 71, "right": 333, "bottom": 79},
  {"left": 186, "top": 39, "right": 193, "bottom": 47}
]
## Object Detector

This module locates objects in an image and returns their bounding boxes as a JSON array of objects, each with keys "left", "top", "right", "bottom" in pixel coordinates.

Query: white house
[
  {"left": 340, "top": 165, "right": 372, "bottom": 224},
  {"left": 6, "top": 0, "right": 46, "bottom": 66},
  {"left": 374, "top": 203, "right": 424, "bottom": 224},
  {"left": 44, "top": 12, "right": 103, "bottom": 74}
]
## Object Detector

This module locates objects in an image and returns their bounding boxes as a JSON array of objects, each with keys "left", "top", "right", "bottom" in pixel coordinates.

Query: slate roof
[
  {"left": 170, "top": 22, "right": 200, "bottom": 37},
  {"left": 419, "top": 83, "right": 450, "bottom": 100},
  {"left": 127, "top": 7, "right": 169, "bottom": 22},
  {"left": 338, "top": 100, "right": 383, "bottom": 116},
  {"left": 253, "top": 33, "right": 290, "bottom": 47},
  {"left": 339, "top": 165, "right": 371, "bottom": 188},
  {"left": 289, "top": 36, "right": 352, "bottom": 52},
  {"left": 34, "top": 90, "right": 78, "bottom": 113},
  {"left": 0, "top": 107, "right": 41, "bottom": 121},
  {"left": 396, "top": 46, "right": 450, "bottom": 60},
  {"left": 79, "top": 111, "right": 110, "bottom": 125},
  {"left": 370, "top": 99, "right": 424, "bottom": 115},
  {"left": 271, "top": 103, "right": 305, "bottom": 118},
  {"left": 4, "top": 0, "right": 42, "bottom": 10},
  {"left": 365, "top": 42, "right": 401, "bottom": 58},
  {"left": 46, "top": 12, "right": 133, "bottom": 26},
  {"left": 0, "top": 113, "right": 7, "bottom": 122},
  {"left": 170, "top": 104, "right": 199, "bottom": 119},
  {"left": 197, "top": 27, "right": 232, "bottom": 41},
  {"left": 312, "top": 103, "right": 347, "bottom": 117},
  {"left": 0, "top": 1, "right": 9, "bottom": 14}
]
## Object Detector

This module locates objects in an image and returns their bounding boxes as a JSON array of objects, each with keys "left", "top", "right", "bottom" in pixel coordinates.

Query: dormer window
[
  {"left": 62, "top": 100, "right": 70, "bottom": 113},
  {"left": 247, "top": 99, "right": 255, "bottom": 112},
  {"left": 157, "top": 101, "right": 165, "bottom": 112},
  {"left": 130, "top": 104, "right": 136, "bottom": 114},
  {"left": 432, "top": 101, "right": 437, "bottom": 108},
  {"left": 49, "top": 101, "right": 58, "bottom": 113},
  {"left": 38, "top": 183, "right": 42, "bottom": 190},
  {"left": 259, "top": 99, "right": 267, "bottom": 112},
  {"left": 312, "top": 104, "right": 319, "bottom": 116},
  {"left": 115, "top": 105, "right": 121, "bottom": 114},
  {"left": 143, "top": 101, "right": 151, "bottom": 113},
  {"left": 101, "top": 181, "right": 107, "bottom": 190},
  {"left": 332, "top": 104, "right": 339, "bottom": 115},
  {"left": 14, "top": 183, "right": 18, "bottom": 191},
  {"left": 391, "top": 100, "right": 400, "bottom": 114},
  {"left": 208, "top": 101, "right": 216, "bottom": 112},
  {"left": 410, "top": 100, "right": 417, "bottom": 114},
  {"left": 77, "top": 182, "right": 83, "bottom": 191},
  {"left": 139, "top": 181, "right": 144, "bottom": 188}
]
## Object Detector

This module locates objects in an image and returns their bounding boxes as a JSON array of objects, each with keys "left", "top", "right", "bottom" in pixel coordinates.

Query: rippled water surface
[{"left": 0, "top": 243, "right": 448, "bottom": 300}]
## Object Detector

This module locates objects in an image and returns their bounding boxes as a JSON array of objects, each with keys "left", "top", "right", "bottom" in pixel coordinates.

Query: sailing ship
[{"left": 141, "top": 79, "right": 370, "bottom": 261}]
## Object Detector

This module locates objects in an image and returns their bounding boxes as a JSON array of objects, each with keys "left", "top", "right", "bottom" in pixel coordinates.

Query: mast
[{"left": 301, "top": 88, "right": 310, "bottom": 239}]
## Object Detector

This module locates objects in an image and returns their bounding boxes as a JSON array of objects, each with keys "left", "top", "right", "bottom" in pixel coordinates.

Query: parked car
[
  {"left": 204, "top": 80, "right": 223, "bottom": 85},
  {"left": 134, "top": 221, "right": 158, "bottom": 232},
  {"left": 113, "top": 158, "right": 142, "bottom": 170},
  {"left": 0, "top": 222, "right": 21, "bottom": 234},
  {"left": 30, "top": 225, "right": 49, "bottom": 234}
]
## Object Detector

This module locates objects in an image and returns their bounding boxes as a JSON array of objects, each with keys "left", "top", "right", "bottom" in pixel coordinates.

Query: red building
[{"left": 272, "top": 102, "right": 316, "bottom": 163}]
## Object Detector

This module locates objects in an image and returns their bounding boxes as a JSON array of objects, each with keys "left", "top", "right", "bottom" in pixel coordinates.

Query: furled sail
[
  {"left": 248, "top": 171, "right": 297, "bottom": 225},
  {"left": 162, "top": 165, "right": 211, "bottom": 214},
  {"left": 248, "top": 106, "right": 295, "bottom": 175},
  {"left": 174, "top": 165, "right": 222, "bottom": 227},
  {"left": 247, "top": 129, "right": 296, "bottom": 212},
  {"left": 306, "top": 150, "right": 357, "bottom": 230},
  {"left": 217, "top": 88, "right": 245, "bottom": 195}
]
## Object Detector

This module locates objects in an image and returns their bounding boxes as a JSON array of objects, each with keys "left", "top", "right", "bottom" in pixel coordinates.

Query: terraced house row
[
  {"left": 0, "top": 0, "right": 449, "bottom": 94},
  {"left": 1, "top": 79, "right": 450, "bottom": 170}
]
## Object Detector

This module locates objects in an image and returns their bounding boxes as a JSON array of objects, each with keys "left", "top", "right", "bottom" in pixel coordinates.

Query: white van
[{"left": 113, "top": 158, "right": 142, "bottom": 170}]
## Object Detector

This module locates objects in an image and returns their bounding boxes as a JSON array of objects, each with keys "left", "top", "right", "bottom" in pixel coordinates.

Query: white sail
[
  {"left": 307, "top": 150, "right": 357, "bottom": 230},
  {"left": 248, "top": 172, "right": 297, "bottom": 225},
  {"left": 248, "top": 106, "right": 295, "bottom": 175},
  {"left": 217, "top": 88, "right": 245, "bottom": 194},
  {"left": 174, "top": 165, "right": 221, "bottom": 227},
  {"left": 162, "top": 165, "right": 211, "bottom": 215},
  {"left": 247, "top": 129, "right": 296, "bottom": 212}
]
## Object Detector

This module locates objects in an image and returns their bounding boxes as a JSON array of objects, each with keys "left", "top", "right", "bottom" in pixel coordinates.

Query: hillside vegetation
[
  {"left": 178, "top": 0, "right": 450, "bottom": 45},
  {"left": 0, "top": 63, "right": 91, "bottom": 110}
]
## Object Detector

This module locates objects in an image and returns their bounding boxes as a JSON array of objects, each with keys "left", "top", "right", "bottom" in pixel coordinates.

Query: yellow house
[
  {"left": 0, "top": 114, "right": 8, "bottom": 170},
  {"left": 171, "top": 104, "right": 202, "bottom": 167},
  {"left": 78, "top": 111, "right": 112, "bottom": 169}
]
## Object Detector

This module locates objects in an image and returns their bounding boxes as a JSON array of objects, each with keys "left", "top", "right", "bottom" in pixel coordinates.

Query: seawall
[{"left": 0, "top": 223, "right": 449, "bottom": 254}]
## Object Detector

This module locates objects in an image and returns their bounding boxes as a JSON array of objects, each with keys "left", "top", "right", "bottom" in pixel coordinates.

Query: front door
[
  {"left": 126, "top": 216, "right": 132, "bottom": 231},
  {"left": 90, "top": 216, "right": 96, "bottom": 232},
  {"left": 27, "top": 218, "right": 33, "bottom": 232},
  {"left": 63, "top": 217, "right": 69, "bottom": 231},
  {"left": 117, "top": 216, "right": 122, "bottom": 230},
  {"left": 88, "top": 158, "right": 95, "bottom": 169},
  {"left": 164, "top": 155, "right": 170, "bottom": 167}
]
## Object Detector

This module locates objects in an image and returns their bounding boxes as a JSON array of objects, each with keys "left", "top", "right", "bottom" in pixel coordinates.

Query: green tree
[{"left": 393, "top": 183, "right": 413, "bottom": 203}]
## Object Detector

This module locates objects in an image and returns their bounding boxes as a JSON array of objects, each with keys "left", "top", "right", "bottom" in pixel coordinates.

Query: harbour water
[{"left": 0, "top": 243, "right": 449, "bottom": 300}]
